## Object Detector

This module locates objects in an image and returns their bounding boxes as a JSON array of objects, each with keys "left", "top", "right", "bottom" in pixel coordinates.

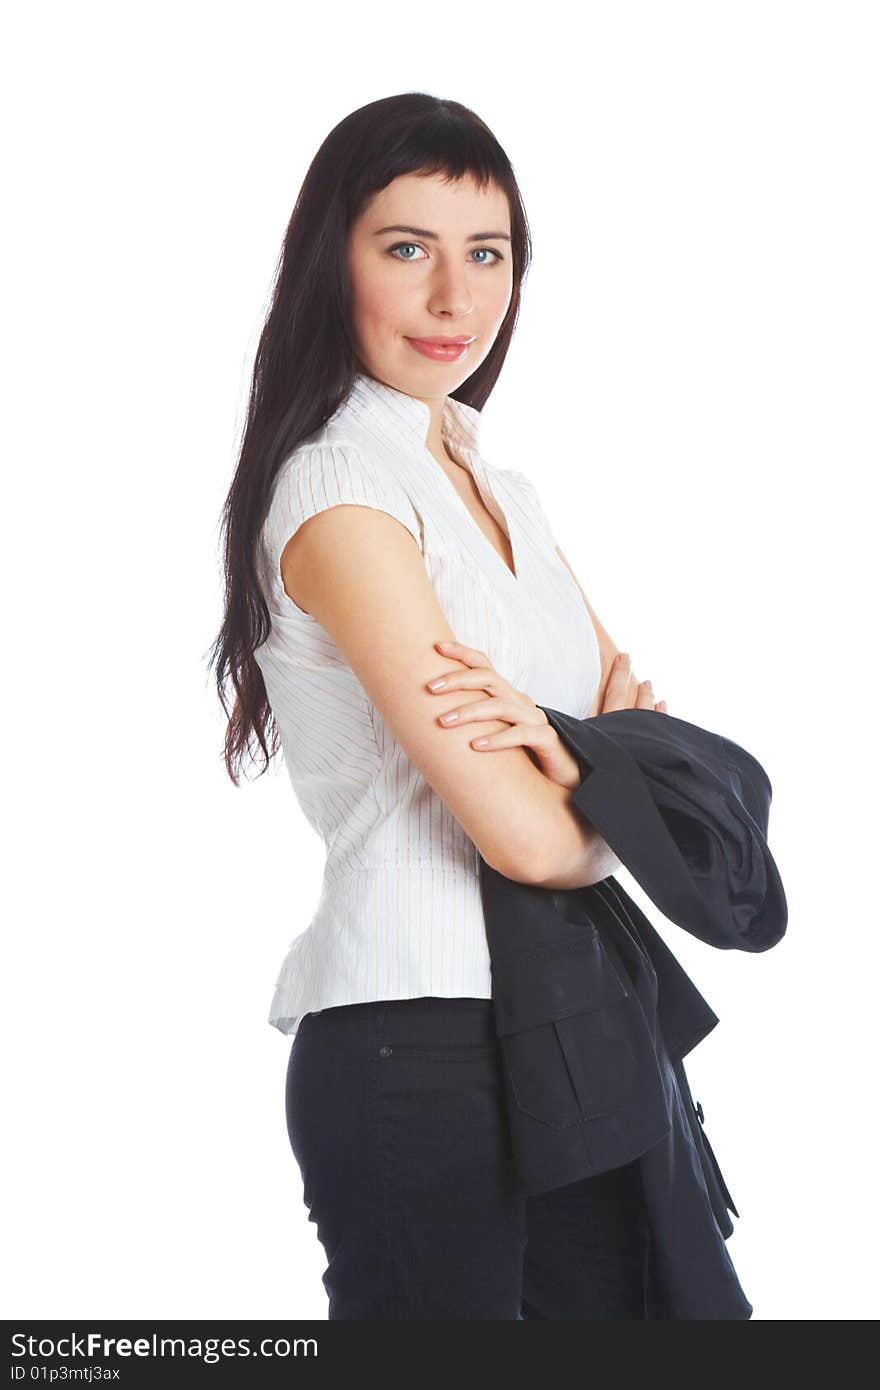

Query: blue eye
[{"left": 387, "top": 241, "right": 504, "bottom": 265}]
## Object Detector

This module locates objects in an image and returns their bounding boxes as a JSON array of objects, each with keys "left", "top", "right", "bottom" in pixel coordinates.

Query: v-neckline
[{"left": 426, "top": 438, "right": 521, "bottom": 585}]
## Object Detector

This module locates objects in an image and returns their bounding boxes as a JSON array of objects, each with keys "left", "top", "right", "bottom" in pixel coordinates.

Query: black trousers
[{"left": 284, "top": 995, "right": 651, "bottom": 1320}]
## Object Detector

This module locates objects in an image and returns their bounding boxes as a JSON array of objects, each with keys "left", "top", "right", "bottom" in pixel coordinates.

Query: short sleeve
[{"left": 260, "top": 444, "right": 423, "bottom": 611}]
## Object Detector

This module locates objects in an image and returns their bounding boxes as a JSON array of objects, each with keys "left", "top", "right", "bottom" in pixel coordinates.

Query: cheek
[
  {"left": 352, "top": 269, "right": 413, "bottom": 332},
  {"left": 489, "top": 273, "right": 514, "bottom": 327}
]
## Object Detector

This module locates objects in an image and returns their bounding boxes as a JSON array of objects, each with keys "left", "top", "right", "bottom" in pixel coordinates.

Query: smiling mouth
[{"left": 405, "top": 337, "right": 476, "bottom": 360}]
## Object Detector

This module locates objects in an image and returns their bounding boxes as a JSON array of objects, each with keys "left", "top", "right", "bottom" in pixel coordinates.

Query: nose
[{"left": 427, "top": 266, "right": 474, "bottom": 321}]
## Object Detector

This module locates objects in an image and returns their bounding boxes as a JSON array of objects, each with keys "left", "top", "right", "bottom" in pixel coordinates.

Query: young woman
[{"left": 211, "top": 92, "right": 667, "bottom": 1320}]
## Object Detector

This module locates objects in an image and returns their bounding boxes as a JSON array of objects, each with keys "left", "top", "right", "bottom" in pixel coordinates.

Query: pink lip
[{"left": 406, "top": 336, "right": 475, "bottom": 361}]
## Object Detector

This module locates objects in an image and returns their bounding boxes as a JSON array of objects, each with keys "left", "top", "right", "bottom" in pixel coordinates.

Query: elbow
[
  {"left": 481, "top": 828, "right": 550, "bottom": 884},
  {"left": 478, "top": 798, "right": 587, "bottom": 888},
  {"left": 520, "top": 844, "right": 566, "bottom": 889},
  {"left": 531, "top": 832, "right": 623, "bottom": 892},
  {"left": 483, "top": 838, "right": 555, "bottom": 887}
]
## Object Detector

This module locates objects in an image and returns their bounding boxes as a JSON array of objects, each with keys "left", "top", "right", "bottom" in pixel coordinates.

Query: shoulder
[
  {"left": 268, "top": 442, "right": 421, "bottom": 541},
  {"left": 489, "top": 465, "right": 558, "bottom": 546},
  {"left": 496, "top": 465, "right": 537, "bottom": 493},
  {"left": 490, "top": 464, "right": 543, "bottom": 510},
  {"left": 261, "top": 443, "right": 424, "bottom": 616}
]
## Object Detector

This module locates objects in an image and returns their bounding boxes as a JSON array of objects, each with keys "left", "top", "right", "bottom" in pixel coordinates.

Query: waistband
[{"left": 300, "top": 995, "right": 496, "bottom": 1049}]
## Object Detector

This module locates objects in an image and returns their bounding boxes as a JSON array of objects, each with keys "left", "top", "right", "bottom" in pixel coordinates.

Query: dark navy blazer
[{"left": 478, "top": 706, "right": 787, "bottom": 1321}]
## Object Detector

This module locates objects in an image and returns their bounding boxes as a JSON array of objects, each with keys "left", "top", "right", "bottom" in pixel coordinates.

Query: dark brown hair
[{"left": 206, "top": 92, "right": 533, "bottom": 785}]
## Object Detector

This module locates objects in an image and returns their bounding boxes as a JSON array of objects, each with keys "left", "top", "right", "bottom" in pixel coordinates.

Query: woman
[{"left": 210, "top": 92, "right": 667, "bottom": 1320}]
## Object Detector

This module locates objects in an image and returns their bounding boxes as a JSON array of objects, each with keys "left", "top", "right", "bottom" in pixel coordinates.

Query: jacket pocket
[{"left": 492, "top": 928, "right": 639, "bottom": 1129}]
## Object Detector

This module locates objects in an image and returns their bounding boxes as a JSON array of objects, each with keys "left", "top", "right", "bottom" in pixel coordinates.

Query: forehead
[{"left": 360, "top": 171, "right": 510, "bottom": 229}]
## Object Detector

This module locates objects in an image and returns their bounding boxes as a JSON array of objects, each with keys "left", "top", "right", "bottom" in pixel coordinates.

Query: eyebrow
[{"left": 372, "top": 224, "right": 512, "bottom": 243}]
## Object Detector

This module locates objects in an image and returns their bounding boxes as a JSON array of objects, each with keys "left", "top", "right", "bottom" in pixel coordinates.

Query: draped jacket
[{"left": 478, "top": 706, "right": 787, "bottom": 1321}]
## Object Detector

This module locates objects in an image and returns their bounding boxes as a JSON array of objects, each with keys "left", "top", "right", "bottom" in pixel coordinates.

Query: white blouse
[{"left": 255, "top": 371, "right": 602, "bottom": 1038}]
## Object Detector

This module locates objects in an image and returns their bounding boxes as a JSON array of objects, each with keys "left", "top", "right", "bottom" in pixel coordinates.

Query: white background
[{"left": 3, "top": 0, "right": 877, "bottom": 1321}]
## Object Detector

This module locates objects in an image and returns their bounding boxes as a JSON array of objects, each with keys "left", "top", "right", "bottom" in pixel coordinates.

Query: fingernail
[
  {"left": 428, "top": 678, "right": 447, "bottom": 690},
  {"left": 472, "top": 737, "right": 489, "bottom": 748},
  {"left": 437, "top": 640, "right": 455, "bottom": 648}
]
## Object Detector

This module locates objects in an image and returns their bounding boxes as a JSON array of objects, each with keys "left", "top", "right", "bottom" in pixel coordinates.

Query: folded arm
[{"left": 279, "top": 506, "right": 613, "bottom": 888}]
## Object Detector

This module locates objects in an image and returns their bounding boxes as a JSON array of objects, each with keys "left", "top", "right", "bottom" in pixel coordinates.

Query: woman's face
[{"left": 346, "top": 171, "right": 514, "bottom": 398}]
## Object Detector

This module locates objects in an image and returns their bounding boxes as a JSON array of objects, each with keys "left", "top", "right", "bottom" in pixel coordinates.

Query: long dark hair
[{"left": 207, "top": 92, "right": 533, "bottom": 785}]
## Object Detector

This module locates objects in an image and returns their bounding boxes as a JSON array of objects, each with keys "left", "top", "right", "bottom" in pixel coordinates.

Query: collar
[{"left": 346, "top": 370, "right": 484, "bottom": 460}]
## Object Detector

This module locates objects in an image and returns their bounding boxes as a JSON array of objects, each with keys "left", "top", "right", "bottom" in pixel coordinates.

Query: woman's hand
[
  {"left": 425, "top": 638, "right": 587, "bottom": 791},
  {"left": 601, "top": 651, "right": 668, "bottom": 715},
  {"left": 425, "top": 640, "right": 669, "bottom": 793}
]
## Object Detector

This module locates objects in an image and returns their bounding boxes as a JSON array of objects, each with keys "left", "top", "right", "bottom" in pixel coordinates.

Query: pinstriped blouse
[{"left": 255, "top": 371, "right": 602, "bottom": 1038}]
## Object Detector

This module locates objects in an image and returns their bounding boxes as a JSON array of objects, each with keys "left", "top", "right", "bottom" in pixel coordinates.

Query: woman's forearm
[
  {"left": 528, "top": 780, "right": 623, "bottom": 889},
  {"left": 532, "top": 823, "right": 623, "bottom": 890}
]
